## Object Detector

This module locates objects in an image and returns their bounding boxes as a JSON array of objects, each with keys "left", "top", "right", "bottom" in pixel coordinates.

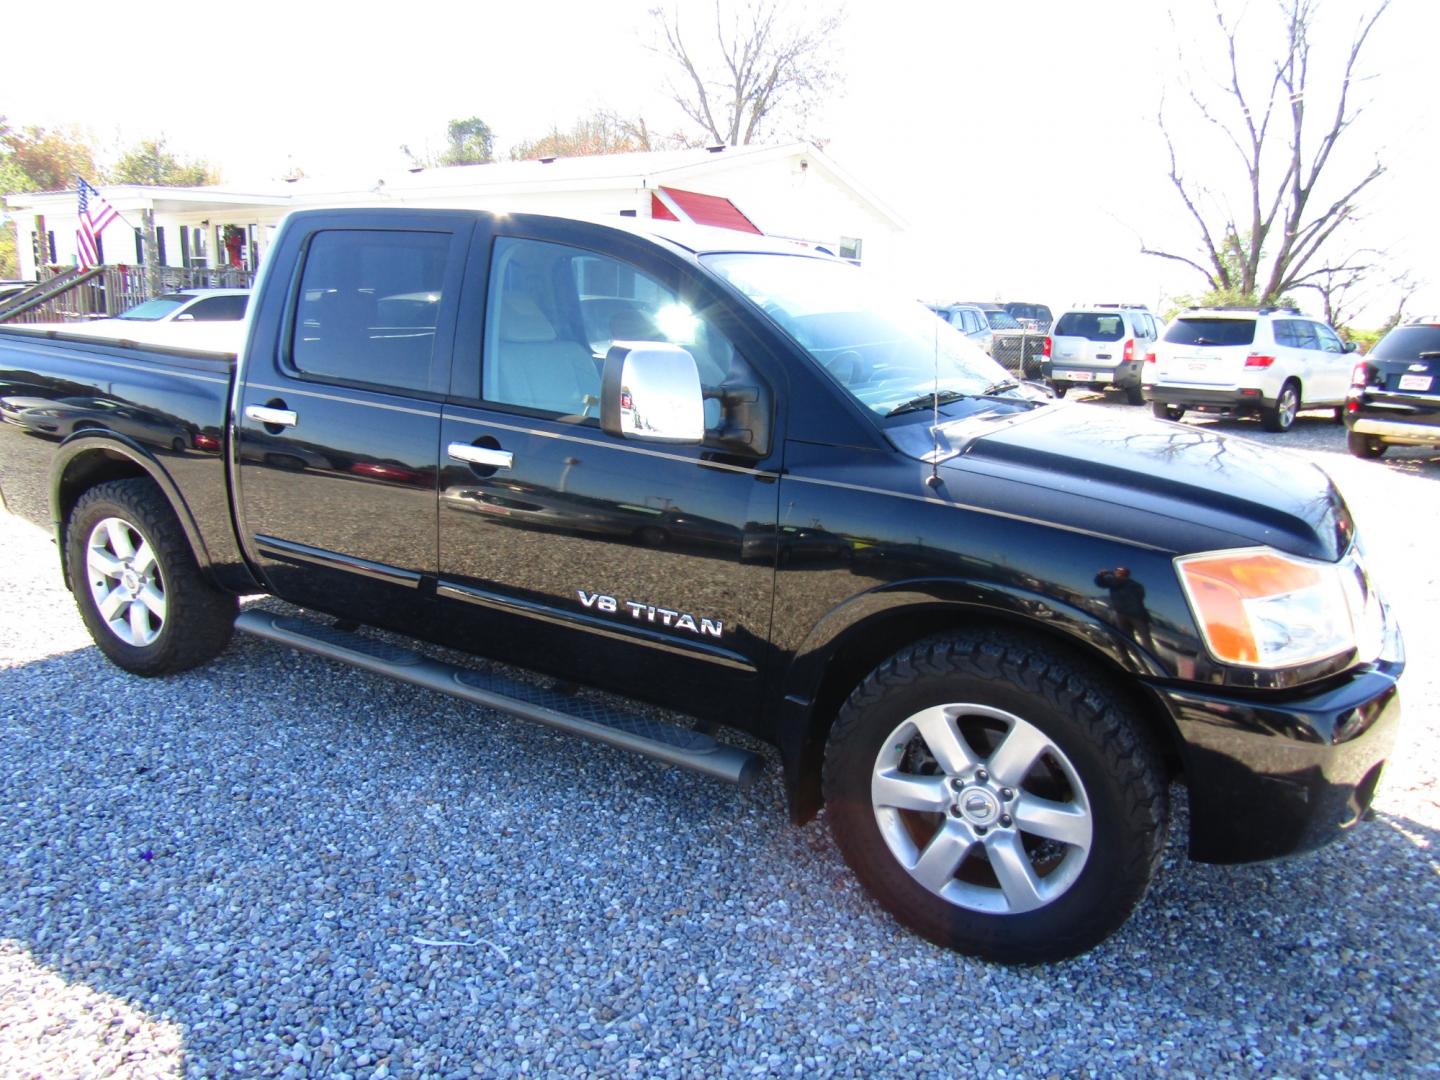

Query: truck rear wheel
[
  {"left": 822, "top": 630, "right": 1167, "bottom": 963},
  {"left": 65, "top": 478, "right": 237, "bottom": 676}
]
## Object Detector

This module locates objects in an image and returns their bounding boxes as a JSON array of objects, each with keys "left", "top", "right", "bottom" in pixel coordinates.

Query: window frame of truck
[{"left": 231, "top": 211, "right": 474, "bottom": 626}]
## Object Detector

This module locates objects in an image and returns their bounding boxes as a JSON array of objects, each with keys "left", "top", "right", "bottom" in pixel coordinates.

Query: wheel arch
[
  {"left": 776, "top": 584, "right": 1186, "bottom": 824},
  {"left": 50, "top": 435, "right": 213, "bottom": 589}
]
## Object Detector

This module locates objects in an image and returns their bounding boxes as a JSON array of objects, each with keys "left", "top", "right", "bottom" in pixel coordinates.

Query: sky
[{"left": 4, "top": 0, "right": 1436, "bottom": 324}]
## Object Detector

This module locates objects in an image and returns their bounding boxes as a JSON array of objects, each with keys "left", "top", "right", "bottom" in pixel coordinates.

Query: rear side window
[
  {"left": 1373, "top": 325, "right": 1440, "bottom": 360},
  {"left": 290, "top": 230, "right": 450, "bottom": 393},
  {"left": 1054, "top": 312, "right": 1125, "bottom": 341},
  {"left": 1164, "top": 318, "right": 1256, "bottom": 347}
]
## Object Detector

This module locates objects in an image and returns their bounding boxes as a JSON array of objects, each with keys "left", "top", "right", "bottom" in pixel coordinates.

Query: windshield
[
  {"left": 703, "top": 253, "right": 1008, "bottom": 416},
  {"left": 984, "top": 310, "right": 1023, "bottom": 330},
  {"left": 118, "top": 295, "right": 190, "bottom": 321}
]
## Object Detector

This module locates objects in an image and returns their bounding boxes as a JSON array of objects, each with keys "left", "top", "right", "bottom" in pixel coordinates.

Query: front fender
[{"left": 773, "top": 578, "right": 1171, "bottom": 823}]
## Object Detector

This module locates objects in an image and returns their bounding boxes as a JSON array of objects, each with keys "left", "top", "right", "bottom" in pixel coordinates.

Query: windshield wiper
[
  {"left": 886, "top": 389, "right": 967, "bottom": 416},
  {"left": 981, "top": 379, "right": 1021, "bottom": 396}
]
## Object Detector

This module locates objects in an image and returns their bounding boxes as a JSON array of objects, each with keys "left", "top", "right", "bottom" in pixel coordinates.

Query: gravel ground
[{"left": 1, "top": 403, "right": 1437, "bottom": 1078}]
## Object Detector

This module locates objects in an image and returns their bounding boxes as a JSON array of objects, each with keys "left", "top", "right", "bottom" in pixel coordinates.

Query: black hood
[{"left": 903, "top": 402, "right": 1353, "bottom": 561}]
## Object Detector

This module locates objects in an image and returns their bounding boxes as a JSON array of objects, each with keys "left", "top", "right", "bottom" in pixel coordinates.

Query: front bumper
[{"left": 1149, "top": 646, "right": 1403, "bottom": 864}]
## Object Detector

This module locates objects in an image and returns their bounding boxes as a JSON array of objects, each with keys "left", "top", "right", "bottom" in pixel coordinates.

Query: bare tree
[
  {"left": 651, "top": 1, "right": 845, "bottom": 146},
  {"left": 1143, "top": 0, "right": 1391, "bottom": 306}
]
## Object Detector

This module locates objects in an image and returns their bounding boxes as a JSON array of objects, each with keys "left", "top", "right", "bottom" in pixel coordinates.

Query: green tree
[
  {"left": 405, "top": 117, "right": 497, "bottom": 169},
  {"left": 1, "top": 119, "right": 101, "bottom": 191},
  {"left": 440, "top": 117, "right": 495, "bottom": 166},
  {"left": 112, "top": 137, "right": 218, "bottom": 186}
]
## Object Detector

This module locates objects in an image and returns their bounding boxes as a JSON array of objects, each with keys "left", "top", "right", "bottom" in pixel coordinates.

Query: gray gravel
[{"left": 2, "top": 404, "right": 1438, "bottom": 1078}]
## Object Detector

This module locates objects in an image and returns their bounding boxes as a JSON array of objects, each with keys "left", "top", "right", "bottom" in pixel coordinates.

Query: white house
[{"left": 3, "top": 143, "right": 905, "bottom": 281}]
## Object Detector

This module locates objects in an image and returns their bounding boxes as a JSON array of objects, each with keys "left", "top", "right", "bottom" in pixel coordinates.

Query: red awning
[{"left": 651, "top": 187, "right": 762, "bottom": 234}]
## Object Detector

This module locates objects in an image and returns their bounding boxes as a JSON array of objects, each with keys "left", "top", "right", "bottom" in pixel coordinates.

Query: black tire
[
  {"left": 1123, "top": 384, "right": 1145, "bottom": 406},
  {"left": 1260, "top": 380, "right": 1300, "bottom": 432},
  {"left": 1151, "top": 401, "right": 1184, "bottom": 421},
  {"left": 65, "top": 478, "right": 237, "bottom": 676},
  {"left": 822, "top": 630, "right": 1167, "bottom": 964},
  {"left": 1347, "top": 432, "right": 1387, "bottom": 459},
  {"left": 1050, "top": 383, "right": 1068, "bottom": 398}
]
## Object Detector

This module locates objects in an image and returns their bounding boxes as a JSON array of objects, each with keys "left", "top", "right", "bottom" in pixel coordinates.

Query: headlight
[{"left": 1175, "top": 546, "right": 1377, "bottom": 668}]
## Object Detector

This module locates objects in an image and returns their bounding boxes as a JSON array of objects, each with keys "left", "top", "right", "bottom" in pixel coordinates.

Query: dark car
[
  {"left": 1345, "top": 317, "right": 1440, "bottom": 457},
  {"left": 1002, "top": 301, "right": 1053, "bottom": 332}
]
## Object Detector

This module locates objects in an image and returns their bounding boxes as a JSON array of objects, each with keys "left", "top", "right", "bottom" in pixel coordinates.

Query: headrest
[{"left": 500, "top": 294, "right": 557, "bottom": 344}]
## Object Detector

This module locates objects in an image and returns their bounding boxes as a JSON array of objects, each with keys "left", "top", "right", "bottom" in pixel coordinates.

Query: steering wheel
[{"left": 822, "top": 349, "right": 866, "bottom": 386}]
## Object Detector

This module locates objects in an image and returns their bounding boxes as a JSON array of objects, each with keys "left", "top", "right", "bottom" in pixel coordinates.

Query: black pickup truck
[{"left": 0, "top": 209, "right": 1404, "bottom": 963}]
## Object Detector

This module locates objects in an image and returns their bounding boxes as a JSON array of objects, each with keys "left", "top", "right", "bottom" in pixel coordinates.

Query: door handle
[
  {"left": 448, "top": 442, "right": 513, "bottom": 469},
  {"left": 245, "top": 404, "right": 298, "bottom": 428}
]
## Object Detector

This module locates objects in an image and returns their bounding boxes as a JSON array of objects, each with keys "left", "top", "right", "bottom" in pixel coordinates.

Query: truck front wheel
[
  {"left": 822, "top": 630, "right": 1168, "bottom": 963},
  {"left": 65, "top": 478, "right": 237, "bottom": 676}
]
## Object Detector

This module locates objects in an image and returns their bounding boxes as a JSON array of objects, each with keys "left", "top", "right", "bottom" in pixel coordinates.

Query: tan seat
[{"left": 492, "top": 294, "right": 601, "bottom": 416}]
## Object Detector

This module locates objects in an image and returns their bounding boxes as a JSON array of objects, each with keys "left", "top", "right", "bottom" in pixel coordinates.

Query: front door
[
  {"left": 234, "top": 212, "right": 472, "bottom": 626},
  {"left": 436, "top": 223, "right": 780, "bottom": 726}
]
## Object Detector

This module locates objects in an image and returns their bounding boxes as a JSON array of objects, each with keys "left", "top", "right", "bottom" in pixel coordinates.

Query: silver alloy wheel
[
  {"left": 85, "top": 516, "right": 166, "bottom": 647},
  {"left": 870, "top": 703, "right": 1092, "bottom": 915},
  {"left": 1277, "top": 385, "right": 1299, "bottom": 427}
]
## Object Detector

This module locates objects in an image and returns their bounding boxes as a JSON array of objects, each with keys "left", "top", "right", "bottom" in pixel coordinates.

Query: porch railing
[{"left": 1, "top": 264, "right": 256, "bottom": 325}]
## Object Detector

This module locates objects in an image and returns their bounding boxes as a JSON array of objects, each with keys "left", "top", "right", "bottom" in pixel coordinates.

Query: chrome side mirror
[{"left": 600, "top": 343, "right": 704, "bottom": 443}]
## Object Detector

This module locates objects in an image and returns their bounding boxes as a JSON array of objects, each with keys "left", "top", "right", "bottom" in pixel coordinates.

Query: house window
[
  {"left": 839, "top": 236, "right": 863, "bottom": 264},
  {"left": 156, "top": 226, "right": 167, "bottom": 265},
  {"left": 135, "top": 228, "right": 144, "bottom": 264}
]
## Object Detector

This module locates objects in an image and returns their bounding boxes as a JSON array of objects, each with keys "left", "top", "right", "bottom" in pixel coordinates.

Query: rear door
[
  {"left": 233, "top": 211, "right": 472, "bottom": 625},
  {"left": 435, "top": 218, "right": 782, "bottom": 723}
]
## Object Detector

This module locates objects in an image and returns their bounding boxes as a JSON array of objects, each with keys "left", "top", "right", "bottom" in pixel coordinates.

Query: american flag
[{"left": 75, "top": 177, "right": 119, "bottom": 269}]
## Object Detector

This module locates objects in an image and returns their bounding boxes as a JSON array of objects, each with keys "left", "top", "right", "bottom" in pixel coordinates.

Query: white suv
[
  {"left": 1041, "top": 305, "right": 1161, "bottom": 404},
  {"left": 1143, "top": 308, "right": 1356, "bottom": 431}
]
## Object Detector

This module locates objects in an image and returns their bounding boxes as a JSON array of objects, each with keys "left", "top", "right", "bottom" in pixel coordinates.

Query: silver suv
[
  {"left": 1041, "top": 305, "right": 1161, "bottom": 404},
  {"left": 1143, "top": 308, "right": 1356, "bottom": 431}
]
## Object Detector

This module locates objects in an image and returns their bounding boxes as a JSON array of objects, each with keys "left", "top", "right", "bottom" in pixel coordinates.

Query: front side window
[
  {"left": 290, "top": 230, "right": 450, "bottom": 393},
  {"left": 1313, "top": 323, "right": 1344, "bottom": 353},
  {"left": 484, "top": 237, "right": 741, "bottom": 421},
  {"left": 704, "top": 252, "right": 1008, "bottom": 417}
]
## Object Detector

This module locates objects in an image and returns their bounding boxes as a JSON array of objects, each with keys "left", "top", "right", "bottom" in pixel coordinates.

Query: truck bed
[{"left": 0, "top": 324, "right": 241, "bottom": 580}]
